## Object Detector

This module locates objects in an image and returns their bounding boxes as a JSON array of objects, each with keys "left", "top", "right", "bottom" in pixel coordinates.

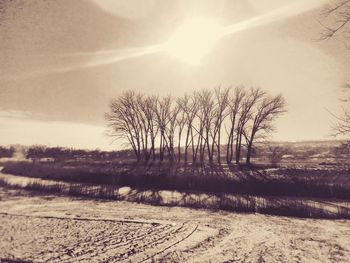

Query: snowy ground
[{"left": 0, "top": 187, "right": 350, "bottom": 262}]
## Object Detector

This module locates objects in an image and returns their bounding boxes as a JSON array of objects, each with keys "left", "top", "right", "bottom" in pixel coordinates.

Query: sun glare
[{"left": 163, "top": 17, "right": 223, "bottom": 64}]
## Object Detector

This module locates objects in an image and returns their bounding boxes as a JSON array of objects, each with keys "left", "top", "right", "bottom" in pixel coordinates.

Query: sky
[{"left": 1, "top": 0, "right": 350, "bottom": 150}]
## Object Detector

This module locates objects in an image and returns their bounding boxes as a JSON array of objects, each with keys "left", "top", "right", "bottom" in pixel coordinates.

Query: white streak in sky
[
  {"left": 221, "top": 0, "right": 327, "bottom": 36},
  {"left": 1, "top": 45, "right": 161, "bottom": 80}
]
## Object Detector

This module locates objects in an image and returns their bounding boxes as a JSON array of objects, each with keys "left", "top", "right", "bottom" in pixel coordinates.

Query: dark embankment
[
  {"left": 2, "top": 160, "right": 350, "bottom": 199},
  {"left": 1, "top": 174, "right": 350, "bottom": 220}
]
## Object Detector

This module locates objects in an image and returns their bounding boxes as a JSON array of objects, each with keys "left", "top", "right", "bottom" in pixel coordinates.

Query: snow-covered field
[{"left": 0, "top": 187, "right": 349, "bottom": 262}]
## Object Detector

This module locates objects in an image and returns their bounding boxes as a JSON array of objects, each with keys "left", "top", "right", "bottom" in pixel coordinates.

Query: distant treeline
[
  {"left": 20, "top": 140, "right": 350, "bottom": 165},
  {"left": 25, "top": 146, "right": 127, "bottom": 161},
  {"left": 106, "top": 86, "right": 286, "bottom": 164},
  {"left": 0, "top": 146, "right": 15, "bottom": 158}
]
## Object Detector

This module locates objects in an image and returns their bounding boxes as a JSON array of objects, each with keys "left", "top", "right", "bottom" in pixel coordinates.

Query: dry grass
[{"left": 3, "top": 161, "right": 350, "bottom": 199}]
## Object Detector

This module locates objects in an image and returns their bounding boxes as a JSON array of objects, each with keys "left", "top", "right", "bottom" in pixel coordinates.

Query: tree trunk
[
  {"left": 246, "top": 130, "right": 256, "bottom": 164},
  {"left": 235, "top": 129, "right": 242, "bottom": 164},
  {"left": 159, "top": 132, "right": 164, "bottom": 161},
  {"left": 151, "top": 138, "right": 156, "bottom": 161},
  {"left": 177, "top": 130, "right": 182, "bottom": 163},
  {"left": 217, "top": 126, "right": 221, "bottom": 164},
  {"left": 184, "top": 126, "right": 191, "bottom": 164},
  {"left": 190, "top": 127, "right": 196, "bottom": 163},
  {"left": 226, "top": 132, "right": 232, "bottom": 164},
  {"left": 206, "top": 129, "right": 212, "bottom": 163}
]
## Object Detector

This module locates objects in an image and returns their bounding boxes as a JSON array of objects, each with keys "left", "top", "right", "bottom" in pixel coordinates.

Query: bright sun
[{"left": 164, "top": 17, "right": 223, "bottom": 65}]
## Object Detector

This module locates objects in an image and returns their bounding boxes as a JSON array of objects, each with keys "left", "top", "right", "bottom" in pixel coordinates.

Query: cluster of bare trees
[{"left": 106, "top": 86, "right": 286, "bottom": 164}]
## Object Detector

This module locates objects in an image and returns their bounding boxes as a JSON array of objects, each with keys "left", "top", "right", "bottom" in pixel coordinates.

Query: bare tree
[
  {"left": 335, "top": 110, "right": 350, "bottom": 135},
  {"left": 192, "top": 114, "right": 206, "bottom": 163},
  {"left": 235, "top": 88, "right": 265, "bottom": 164},
  {"left": 179, "top": 94, "right": 198, "bottom": 164},
  {"left": 211, "top": 87, "right": 230, "bottom": 164},
  {"left": 192, "top": 93, "right": 207, "bottom": 163},
  {"left": 106, "top": 91, "right": 142, "bottom": 161},
  {"left": 333, "top": 84, "right": 350, "bottom": 136},
  {"left": 137, "top": 94, "right": 150, "bottom": 161},
  {"left": 155, "top": 96, "right": 172, "bottom": 162},
  {"left": 226, "top": 86, "right": 246, "bottom": 164},
  {"left": 175, "top": 97, "right": 187, "bottom": 162},
  {"left": 320, "top": 2, "right": 350, "bottom": 137},
  {"left": 195, "top": 89, "right": 216, "bottom": 163},
  {"left": 165, "top": 103, "right": 180, "bottom": 162},
  {"left": 320, "top": 0, "right": 350, "bottom": 42},
  {"left": 245, "top": 94, "right": 286, "bottom": 164},
  {"left": 138, "top": 95, "right": 158, "bottom": 161}
]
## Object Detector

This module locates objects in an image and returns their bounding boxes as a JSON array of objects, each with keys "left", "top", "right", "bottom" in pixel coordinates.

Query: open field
[
  {"left": 1, "top": 142, "right": 349, "bottom": 261},
  {"left": 0, "top": 187, "right": 350, "bottom": 262}
]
